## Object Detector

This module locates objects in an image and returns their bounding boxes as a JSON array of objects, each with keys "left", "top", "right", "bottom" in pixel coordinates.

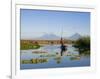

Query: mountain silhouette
[
  {"left": 37, "top": 34, "right": 60, "bottom": 40},
  {"left": 68, "top": 33, "right": 81, "bottom": 40}
]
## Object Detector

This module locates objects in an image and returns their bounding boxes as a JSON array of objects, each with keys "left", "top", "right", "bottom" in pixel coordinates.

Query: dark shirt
[{"left": 61, "top": 44, "right": 66, "bottom": 51}]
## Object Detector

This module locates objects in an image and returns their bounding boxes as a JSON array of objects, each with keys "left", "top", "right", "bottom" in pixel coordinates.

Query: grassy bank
[{"left": 20, "top": 41, "right": 40, "bottom": 50}]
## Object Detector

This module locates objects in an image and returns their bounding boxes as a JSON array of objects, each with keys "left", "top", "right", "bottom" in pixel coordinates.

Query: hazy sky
[{"left": 20, "top": 9, "right": 90, "bottom": 39}]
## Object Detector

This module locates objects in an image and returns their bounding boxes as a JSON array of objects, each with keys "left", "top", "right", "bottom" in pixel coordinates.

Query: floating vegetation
[
  {"left": 40, "top": 54, "right": 56, "bottom": 57},
  {"left": 65, "top": 53, "right": 79, "bottom": 56},
  {"left": 21, "top": 60, "right": 32, "bottom": 64},
  {"left": 21, "top": 58, "right": 48, "bottom": 64},
  {"left": 32, "top": 51, "right": 47, "bottom": 54},
  {"left": 54, "top": 56, "right": 62, "bottom": 64},
  {"left": 31, "top": 58, "right": 48, "bottom": 64},
  {"left": 70, "top": 56, "right": 81, "bottom": 60},
  {"left": 54, "top": 56, "right": 61, "bottom": 60}
]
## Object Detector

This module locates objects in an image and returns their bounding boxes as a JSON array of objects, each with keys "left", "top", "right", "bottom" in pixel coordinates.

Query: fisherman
[
  {"left": 60, "top": 37, "right": 67, "bottom": 56},
  {"left": 60, "top": 44, "right": 67, "bottom": 56}
]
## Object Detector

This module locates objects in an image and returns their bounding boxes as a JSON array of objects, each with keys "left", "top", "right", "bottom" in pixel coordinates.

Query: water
[{"left": 20, "top": 44, "right": 90, "bottom": 69}]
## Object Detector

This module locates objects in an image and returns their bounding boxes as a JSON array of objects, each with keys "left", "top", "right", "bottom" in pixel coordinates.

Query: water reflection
[{"left": 20, "top": 45, "right": 90, "bottom": 69}]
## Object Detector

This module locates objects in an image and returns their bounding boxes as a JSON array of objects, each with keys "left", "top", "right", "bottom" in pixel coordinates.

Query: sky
[{"left": 20, "top": 9, "right": 90, "bottom": 39}]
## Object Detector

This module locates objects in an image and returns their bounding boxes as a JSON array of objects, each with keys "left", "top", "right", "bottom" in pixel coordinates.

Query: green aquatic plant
[
  {"left": 73, "top": 36, "right": 90, "bottom": 55},
  {"left": 21, "top": 58, "right": 48, "bottom": 64}
]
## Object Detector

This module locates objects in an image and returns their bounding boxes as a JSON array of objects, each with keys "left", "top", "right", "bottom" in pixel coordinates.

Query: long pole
[
  {"left": 61, "top": 26, "right": 63, "bottom": 38},
  {"left": 61, "top": 26, "right": 63, "bottom": 44}
]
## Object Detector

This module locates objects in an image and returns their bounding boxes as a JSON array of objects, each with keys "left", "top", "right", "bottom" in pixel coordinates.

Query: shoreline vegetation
[
  {"left": 73, "top": 36, "right": 90, "bottom": 55},
  {"left": 20, "top": 41, "right": 41, "bottom": 50},
  {"left": 20, "top": 39, "right": 72, "bottom": 50}
]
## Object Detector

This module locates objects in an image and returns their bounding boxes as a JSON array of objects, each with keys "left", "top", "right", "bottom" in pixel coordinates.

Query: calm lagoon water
[{"left": 20, "top": 45, "right": 90, "bottom": 69}]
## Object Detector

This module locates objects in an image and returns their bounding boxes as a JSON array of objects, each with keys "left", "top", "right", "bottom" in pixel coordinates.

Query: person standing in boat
[{"left": 60, "top": 37, "right": 67, "bottom": 56}]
